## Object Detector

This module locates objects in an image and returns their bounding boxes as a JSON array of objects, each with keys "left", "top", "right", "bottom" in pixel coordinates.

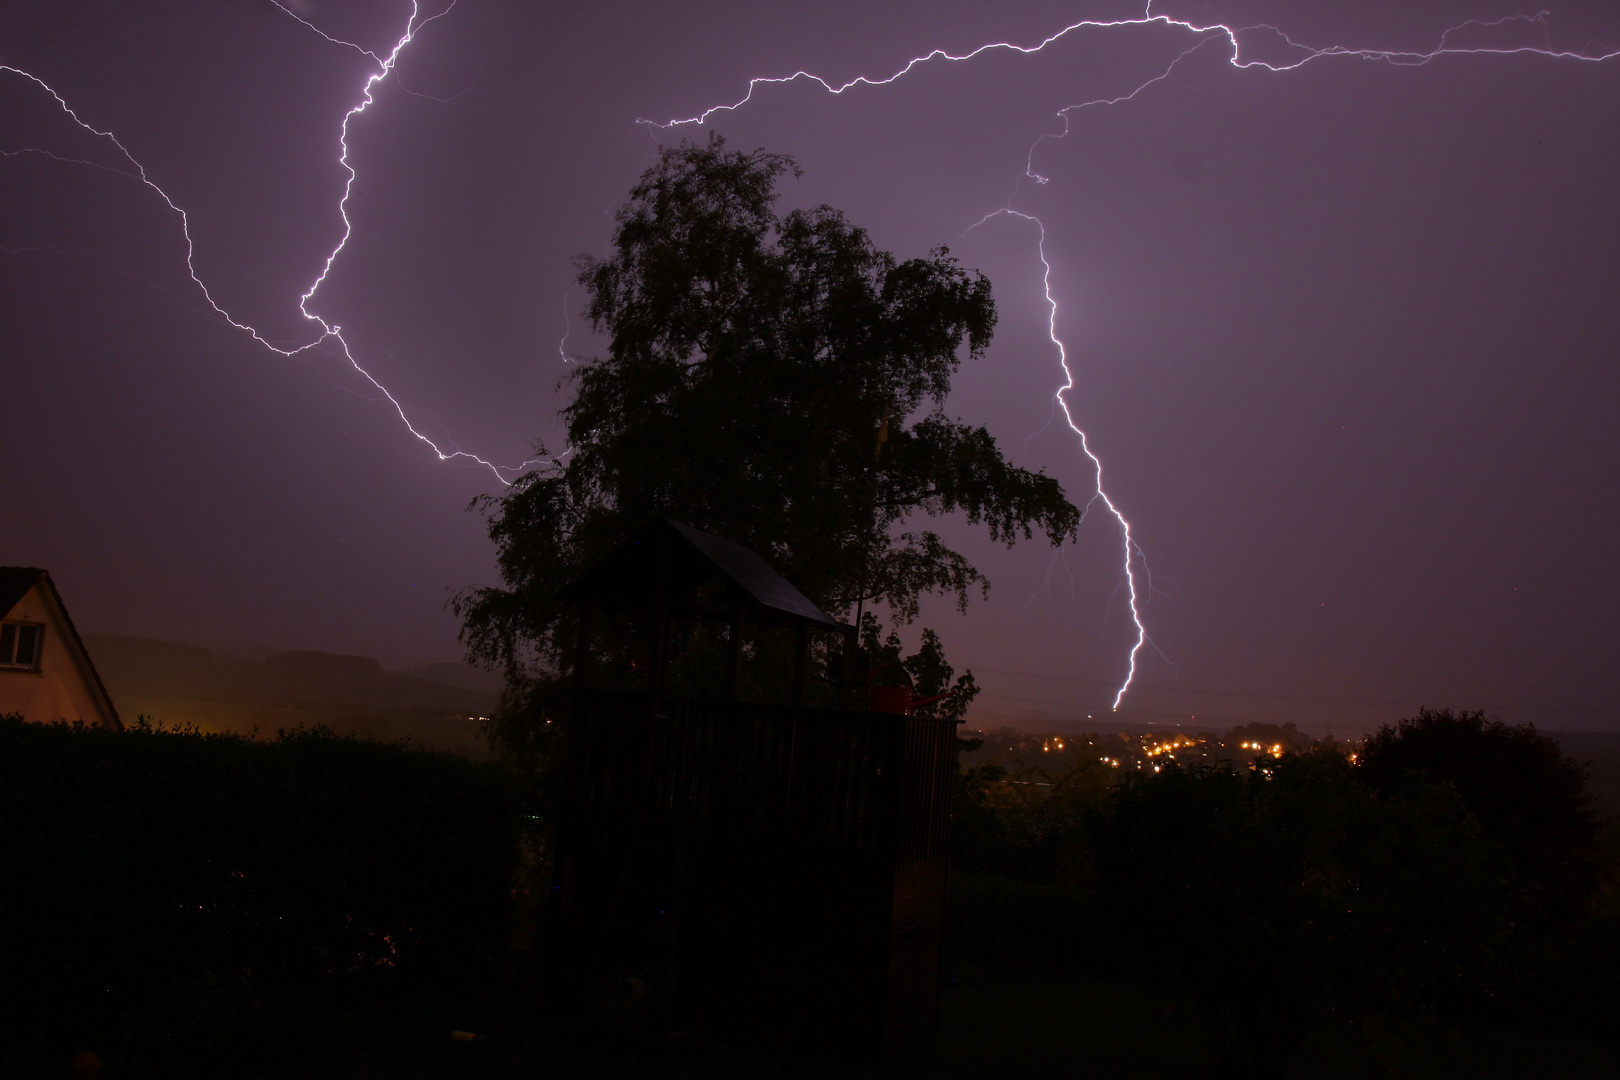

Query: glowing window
[{"left": 0, "top": 622, "right": 42, "bottom": 670}]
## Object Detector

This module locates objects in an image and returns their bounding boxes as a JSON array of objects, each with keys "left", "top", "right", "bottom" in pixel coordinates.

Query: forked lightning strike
[
  {"left": 971, "top": 210, "right": 1149, "bottom": 711},
  {"left": 647, "top": 3, "right": 1618, "bottom": 708},
  {"left": 4, "top": 3, "right": 1616, "bottom": 704},
  {"left": 1, "top": 1, "right": 542, "bottom": 484}
]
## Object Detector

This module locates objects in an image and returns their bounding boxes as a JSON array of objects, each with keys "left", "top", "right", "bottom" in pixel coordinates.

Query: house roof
[
  {"left": 557, "top": 519, "right": 845, "bottom": 630},
  {"left": 0, "top": 566, "right": 122, "bottom": 730}
]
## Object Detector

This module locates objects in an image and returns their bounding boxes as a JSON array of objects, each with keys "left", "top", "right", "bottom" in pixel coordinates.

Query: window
[{"left": 0, "top": 622, "right": 42, "bottom": 670}]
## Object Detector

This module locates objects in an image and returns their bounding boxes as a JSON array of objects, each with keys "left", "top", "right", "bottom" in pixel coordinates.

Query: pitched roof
[
  {"left": 663, "top": 520, "right": 838, "bottom": 627},
  {"left": 0, "top": 566, "right": 44, "bottom": 619},
  {"left": 0, "top": 566, "right": 122, "bottom": 730},
  {"left": 558, "top": 519, "right": 845, "bottom": 630}
]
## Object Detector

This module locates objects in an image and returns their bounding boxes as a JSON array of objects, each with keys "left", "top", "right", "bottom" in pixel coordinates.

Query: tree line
[{"left": 949, "top": 707, "right": 1610, "bottom": 1077}]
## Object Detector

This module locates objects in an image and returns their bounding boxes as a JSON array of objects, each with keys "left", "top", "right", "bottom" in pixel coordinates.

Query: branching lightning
[
  {"left": 646, "top": 3, "right": 1618, "bottom": 709},
  {"left": 4, "top": 3, "right": 1615, "bottom": 703},
  {"left": 969, "top": 209, "right": 1151, "bottom": 710},
  {"left": 1, "top": 1, "right": 544, "bottom": 484}
]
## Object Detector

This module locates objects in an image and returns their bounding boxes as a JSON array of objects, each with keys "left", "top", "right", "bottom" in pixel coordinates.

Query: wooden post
[
  {"left": 790, "top": 618, "right": 809, "bottom": 706},
  {"left": 838, "top": 625, "right": 861, "bottom": 708},
  {"left": 726, "top": 605, "right": 745, "bottom": 701},
  {"left": 650, "top": 545, "right": 670, "bottom": 699}
]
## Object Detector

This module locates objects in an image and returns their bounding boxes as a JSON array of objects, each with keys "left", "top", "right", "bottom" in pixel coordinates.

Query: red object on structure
[
  {"left": 68, "top": 1052, "right": 100, "bottom": 1079},
  {"left": 866, "top": 663, "right": 953, "bottom": 715}
]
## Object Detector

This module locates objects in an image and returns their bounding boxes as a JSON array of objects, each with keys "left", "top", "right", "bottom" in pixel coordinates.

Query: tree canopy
[
  {"left": 456, "top": 136, "right": 1078, "bottom": 683},
  {"left": 1097, "top": 750, "right": 1512, "bottom": 1078},
  {"left": 1359, "top": 708, "right": 1604, "bottom": 930}
]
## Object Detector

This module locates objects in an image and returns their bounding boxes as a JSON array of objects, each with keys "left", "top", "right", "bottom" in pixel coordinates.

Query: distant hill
[{"left": 82, "top": 634, "right": 503, "bottom": 759}]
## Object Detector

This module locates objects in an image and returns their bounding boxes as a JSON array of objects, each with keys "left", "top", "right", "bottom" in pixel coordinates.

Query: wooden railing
[
  {"left": 561, "top": 692, "right": 956, "bottom": 865},
  {"left": 552, "top": 691, "right": 959, "bottom": 1051}
]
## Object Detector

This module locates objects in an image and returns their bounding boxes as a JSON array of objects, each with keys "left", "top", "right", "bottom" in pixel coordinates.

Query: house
[{"left": 0, "top": 567, "right": 121, "bottom": 730}]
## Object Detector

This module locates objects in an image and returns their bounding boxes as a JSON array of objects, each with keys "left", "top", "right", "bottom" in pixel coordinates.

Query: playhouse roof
[{"left": 558, "top": 518, "right": 845, "bottom": 630}]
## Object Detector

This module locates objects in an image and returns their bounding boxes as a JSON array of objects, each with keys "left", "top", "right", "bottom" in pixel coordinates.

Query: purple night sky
[{"left": 2, "top": 1, "right": 1616, "bottom": 733}]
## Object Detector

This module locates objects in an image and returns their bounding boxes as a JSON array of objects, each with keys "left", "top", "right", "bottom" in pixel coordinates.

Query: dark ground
[{"left": 203, "top": 973, "right": 1617, "bottom": 1080}]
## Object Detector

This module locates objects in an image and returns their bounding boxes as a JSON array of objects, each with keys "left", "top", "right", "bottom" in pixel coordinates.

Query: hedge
[{"left": 0, "top": 717, "right": 519, "bottom": 1061}]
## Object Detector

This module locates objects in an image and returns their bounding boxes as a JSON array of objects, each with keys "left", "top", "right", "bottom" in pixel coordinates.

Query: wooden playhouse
[{"left": 546, "top": 519, "right": 959, "bottom": 1053}]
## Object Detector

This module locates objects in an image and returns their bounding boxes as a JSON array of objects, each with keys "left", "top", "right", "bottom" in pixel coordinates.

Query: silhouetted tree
[
  {"left": 1359, "top": 708, "right": 1604, "bottom": 931},
  {"left": 455, "top": 136, "right": 1078, "bottom": 751},
  {"left": 859, "top": 615, "right": 979, "bottom": 721}
]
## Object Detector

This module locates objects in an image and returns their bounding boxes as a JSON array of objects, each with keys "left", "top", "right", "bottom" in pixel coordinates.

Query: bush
[
  {"left": 944, "top": 735, "right": 1112, "bottom": 982},
  {"left": 1359, "top": 708, "right": 1604, "bottom": 931},
  {"left": 1094, "top": 749, "right": 1512, "bottom": 1079},
  {"left": 0, "top": 717, "right": 519, "bottom": 1068},
  {"left": 951, "top": 735, "right": 1109, "bottom": 885}
]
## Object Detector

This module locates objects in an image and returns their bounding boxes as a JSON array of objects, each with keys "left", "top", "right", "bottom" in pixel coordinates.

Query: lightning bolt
[
  {"left": 648, "top": 4, "right": 1619, "bottom": 708},
  {"left": 968, "top": 209, "right": 1150, "bottom": 710},
  {"left": 4, "top": 3, "right": 1615, "bottom": 704},
  {"left": 646, "top": 6, "right": 1615, "bottom": 133},
  {"left": 1, "top": 1, "right": 544, "bottom": 484}
]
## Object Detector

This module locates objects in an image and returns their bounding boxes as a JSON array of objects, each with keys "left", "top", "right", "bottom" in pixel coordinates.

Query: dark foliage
[
  {"left": 944, "top": 872, "right": 1096, "bottom": 979},
  {"left": 1359, "top": 707, "right": 1605, "bottom": 931},
  {"left": 1526, "top": 906, "right": 1620, "bottom": 1034},
  {"left": 1094, "top": 750, "right": 1511, "bottom": 1079},
  {"left": 454, "top": 136, "right": 1078, "bottom": 699},
  {"left": 0, "top": 717, "right": 519, "bottom": 1069},
  {"left": 943, "top": 719, "right": 1619, "bottom": 1072},
  {"left": 860, "top": 615, "right": 979, "bottom": 721},
  {"left": 943, "top": 732, "right": 1112, "bottom": 987},
  {"left": 950, "top": 729, "right": 1110, "bottom": 886}
]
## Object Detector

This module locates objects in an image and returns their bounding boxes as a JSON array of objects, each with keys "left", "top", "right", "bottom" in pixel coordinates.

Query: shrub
[
  {"left": 0, "top": 717, "right": 518, "bottom": 1066},
  {"left": 1094, "top": 749, "right": 1511, "bottom": 1079},
  {"left": 1359, "top": 708, "right": 1604, "bottom": 930}
]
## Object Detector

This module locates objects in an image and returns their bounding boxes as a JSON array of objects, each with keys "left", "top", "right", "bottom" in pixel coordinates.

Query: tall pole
[
  {"left": 852, "top": 416, "right": 888, "bottom": 636},
  {"left": 790, "top": 618, "right": 809, "bottom": 706},
  {"left": 649, "top": 545, "right": 669, "bottom": 699},
  {"left": 726, "top": 605, "right": 745, "bottom": 701}
]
